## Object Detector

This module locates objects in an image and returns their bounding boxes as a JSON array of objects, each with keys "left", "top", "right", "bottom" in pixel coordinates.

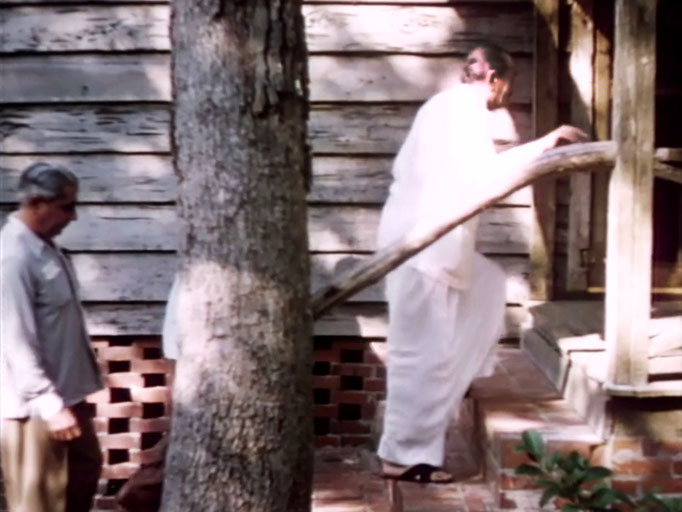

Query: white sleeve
[
  {"left": 161, "top": 275, "right": 181, "bottom": 360},
  {"left": 1, "top": 257, "right": 64, "bottom": 419}
]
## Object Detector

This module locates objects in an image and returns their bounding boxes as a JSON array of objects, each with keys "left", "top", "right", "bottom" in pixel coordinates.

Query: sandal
[{"left": 382, "top": 463, "right": 454, "bottom": 484}]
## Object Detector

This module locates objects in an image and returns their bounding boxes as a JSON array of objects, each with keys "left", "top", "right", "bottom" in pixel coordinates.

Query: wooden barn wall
[{"left": 0, "top": 1, "right": 535, "bottom": 340}]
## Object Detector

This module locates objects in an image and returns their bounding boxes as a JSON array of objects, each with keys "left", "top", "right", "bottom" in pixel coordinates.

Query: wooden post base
[{"left": 385, "top": 479, "right": 404, "bottom": 512}]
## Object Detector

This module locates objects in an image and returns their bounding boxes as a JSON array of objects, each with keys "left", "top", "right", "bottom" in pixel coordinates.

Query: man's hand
[
  {"left": 47, "top": 408, "right": 81, "bottom": 441},
  {"left": 545, "top": 125, "right": 589, "bottom": 149}
]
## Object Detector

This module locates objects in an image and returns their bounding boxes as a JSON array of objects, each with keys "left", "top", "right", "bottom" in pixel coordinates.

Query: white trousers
[{"left": 378, "top": 253, "right": 506, "bottom": 467}]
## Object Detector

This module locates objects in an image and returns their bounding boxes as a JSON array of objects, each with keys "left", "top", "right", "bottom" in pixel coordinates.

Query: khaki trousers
[{"left": 1, "top": 403, "right": 102, "bottom": 512}]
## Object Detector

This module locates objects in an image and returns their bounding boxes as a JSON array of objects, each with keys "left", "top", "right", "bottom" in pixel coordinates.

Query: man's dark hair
[
  {"left": 18, "top": 162, "right": 78, "bottom": 204},
  {"left": 462, "top": 41, "right": 514, "bottom": 83},
  {"left": 478, "top": 42, "right": 514, "bottom": 81}
]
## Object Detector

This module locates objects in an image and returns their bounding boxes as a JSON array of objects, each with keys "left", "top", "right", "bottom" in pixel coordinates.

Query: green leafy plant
[{"left": 514, "top": 430, "right": 682, "bottom": 512}]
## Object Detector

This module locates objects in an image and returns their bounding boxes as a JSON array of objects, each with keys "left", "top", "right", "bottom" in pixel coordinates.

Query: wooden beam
[
  {"left": 530, "top": 0, "right": 560, "bottom": 300},
  {"left": 588, "top": 0, "right": 614, "bottom": 289},
  {"left": 566, "top": 0, "right": 595, "bottom": 292},
  {"left": 605, "top": 0, "right": 657, "bottom": 387},
  {"left": 312, "top": 141, "right": 616, "bottom": 317}
]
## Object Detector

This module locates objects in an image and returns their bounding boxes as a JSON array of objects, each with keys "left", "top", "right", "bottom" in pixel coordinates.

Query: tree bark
[
  {"left": 163, "top": 2, "right": 312, "bottom": 511},
  {"left": 312, "top": 141, "right": 617, "bottom": 318}
]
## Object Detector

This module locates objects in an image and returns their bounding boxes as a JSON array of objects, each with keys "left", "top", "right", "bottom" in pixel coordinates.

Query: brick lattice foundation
[{"left": 84, "top": 335, "right": 385, "bottom": 509}]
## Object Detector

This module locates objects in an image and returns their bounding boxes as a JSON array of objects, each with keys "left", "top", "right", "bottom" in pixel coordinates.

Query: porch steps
[
  {"left": 470, "top": 348, "right": 605, "bottom": 510},
  {"left": 359, "top": 347, "right": 605, "bottom": 511}
]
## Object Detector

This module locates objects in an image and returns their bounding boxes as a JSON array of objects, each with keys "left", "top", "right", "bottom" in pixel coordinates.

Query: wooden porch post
[
  {"left": 530, "top": 0, "right": 560, "bottom": 300},
  {"left": 605, "top": 0, "right": 656, "bottom": 387}
]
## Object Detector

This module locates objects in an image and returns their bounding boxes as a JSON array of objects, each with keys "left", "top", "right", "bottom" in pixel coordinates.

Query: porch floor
[{"left": 312, "top": 347, "right": 587, "bottom": 512}]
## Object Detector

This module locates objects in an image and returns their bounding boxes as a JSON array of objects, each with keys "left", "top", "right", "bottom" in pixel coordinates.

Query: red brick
[
  {"left": 129, "top": 417, "right": 171, "bottom": 433},
  {"left": 314, "top": 405, "right": 338, "bottom": 419},
  {"left": 364, "top": 378, "right": 386, "bottom": 393},
  {"left": 498, "top": 438, "right": 531, "bottom": 469},
  {"left": 642, "top": 439, "right": 682, "bottom": 458},
  {"left": 333, "top": 421, "right": 371, "bottom": 435},
  {"left": 612, "top": 438, "right": 643, "bottom": 456},
  {"left": 363, "top": 351, "right": 384, "bottom": 365},
  {"left": 130, "top": 386, "right": 170, "bottom": 403},
  {"left": 97, "top": 402, "right": 143, "bottom": 418},
  {"left": 338, "top": 365, "right": 374, "bottom": 378},
  {"left": 315, "top": 436, "right": 341, "bottom": 448},
  {"left": 545, "top": 440, "right": 595, "bottom": 460},
  {"left": 92, "top": 417, "right": 108, "bottom": 433},
  {"left": 97, "top": 346, "right": 145, "bottom": 361},
  {"left": 128, "top": 447, "right": 163, "bottom": 465},
  {"left": 314, "top": 351, "right": 339, "bottom": 363},
  {"left": 101, "top": 462, "right": 139, "bottom": 480},
  {"left": 130, "top": 359, "right": 174, "bottom": 373},
  {"left": 87, "top": 389, "right": 111, "bottom": 404},
  {"left": 97, "top": 432, "right": 141, "bottom": 450},
  {"left": 340, "top": 435, "right": 370, "bottom": 447},
  {"left": 105, "top": 372, "right": 145, "bottom": 388},
  {"left": 91, "top": 340, "right": 110, "bottom": 350},
  {"left": 499, "top": 472, "right": 538, "bottom": 490},
  {"left": 361, "top": 403, "right": 377, "bottom": 420},
  {"left": 674, "top": 461, "right": 682, "bottom": 475},
  {"left": 612, "top": 479, "right": 639, "bottom": 496},
  {"left": 314, "top": 375, "right": 341, "bottom": 390},
  {"left": 641, "top": 476, "right": 682, "bottom": 494},
  {"left": 333, "top": 391, "right": 369, "bottom": 405},
  {"left": 131, "top": 338, "right": 161, "bottom": 348},
  {"left": 613, "top": 458, "right": 672, "bottom": 476},
  {"left": 375, "top": 366, "right": 386, "bottom": 379}
]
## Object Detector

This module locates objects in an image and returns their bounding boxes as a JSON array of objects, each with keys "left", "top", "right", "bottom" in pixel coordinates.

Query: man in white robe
[{"left": 378, "top": 44, "right": 586, "bottom": 483}]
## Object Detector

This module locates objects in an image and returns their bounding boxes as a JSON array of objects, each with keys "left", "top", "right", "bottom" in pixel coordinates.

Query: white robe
[{"left": 377, "top": 85, "right": 511, "bottom": 467}]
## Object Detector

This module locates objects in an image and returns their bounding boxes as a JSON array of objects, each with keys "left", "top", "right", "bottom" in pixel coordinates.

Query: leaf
[
  {"left": 542, "top": 452, "right": 563, "bottom": 472},
  {"left": 515, "top": 464, "right": 544, "bottom": 476},
  {"left": 540, "top": 486, "right": 559, "bottom": 507},
  {"left": 586, "top": 487, "right": 623, "bottom": 508},
  {"left": 583, "top": 466, "right": 612, "bottom": 482},
  {"left": 561, "top": 505, "right": 582, "bottom": 512},
  {"left": 521, "top": 430, "right": 546, "bottom": 462}
]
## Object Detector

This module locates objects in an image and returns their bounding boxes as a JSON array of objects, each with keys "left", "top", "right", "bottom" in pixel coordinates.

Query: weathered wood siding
[{"left": 0, "top": 1, "right": 535, "bottom": 338}]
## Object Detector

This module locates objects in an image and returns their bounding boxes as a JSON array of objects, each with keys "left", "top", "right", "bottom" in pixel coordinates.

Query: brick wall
[
  {"left": 608, "top": 398, "right": 682, "bottom": 500},
  {"left": 312, "top": 338, "right": 386, "bottom": 448},
  {"left": 85, "top": 336, "right": 386, "bottom": 509}
]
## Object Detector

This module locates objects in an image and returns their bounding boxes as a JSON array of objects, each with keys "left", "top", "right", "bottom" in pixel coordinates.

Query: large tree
[{"left": 162, "top": 1, "right": 312, "bottom": 511}]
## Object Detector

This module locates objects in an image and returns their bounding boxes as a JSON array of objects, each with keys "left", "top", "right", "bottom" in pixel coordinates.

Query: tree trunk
[{"left": 163, "top": 2, "right": 312, "bottom": 511}]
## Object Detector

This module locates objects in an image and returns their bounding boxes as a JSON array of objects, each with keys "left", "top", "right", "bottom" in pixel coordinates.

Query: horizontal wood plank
[
  {"left": 0, "top": 5, "right": 169, "bottom": 52},
  {"left": 0, "top": 54, "right": 531, "bottom": 104},
  {"left": 1, "top": 155, "right": 176, "bottom": 203},
  {"left": 1, "top": 154, "right": 532, "bottom": 206},
  {"left": 0, "top": 4, "right": 532, "bottom": 54},
  {"left": 83, "top": 302, "right": 527, "bottom": 338},
  {"left": 70, "top": 252, "right": 530, "bottom": 304},
  {"left": 1, "top": 105, "right": 531, "bottom": 155},
  {"left": 304, "top": 4, "right": 532, "bottom": 54},
  {"left": 0, "top": 106, "right": 171, "bottom": 153},
  {"left": 0, "top": 55, "right": 171, "bottom": 103},
  {"left": 0, "top": 205, "right": 531, "bottom": 253}
]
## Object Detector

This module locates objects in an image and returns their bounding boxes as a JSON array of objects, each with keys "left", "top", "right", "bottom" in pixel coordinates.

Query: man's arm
[
  {"left": 1, "top": 257, "right": 81, "bottom": 440},
  {"left": 492, "top": 125, "right": 588, "bottom": 180}
]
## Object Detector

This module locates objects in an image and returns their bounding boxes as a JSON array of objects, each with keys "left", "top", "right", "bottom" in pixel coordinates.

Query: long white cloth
[
  {"left": 377, "top": 84, "right": 512, "bottom": 466},
  {"left": 378, "top": 256, "right": 505, "bottom": 466}
]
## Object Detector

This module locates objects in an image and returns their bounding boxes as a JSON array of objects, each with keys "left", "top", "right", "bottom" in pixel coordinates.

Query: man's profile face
[
  {"left": 35, "top": 185, "right": 79, "bottom": 239},
  {"left": 487, "top": 76, "right": 512, "bottom": 109}
]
